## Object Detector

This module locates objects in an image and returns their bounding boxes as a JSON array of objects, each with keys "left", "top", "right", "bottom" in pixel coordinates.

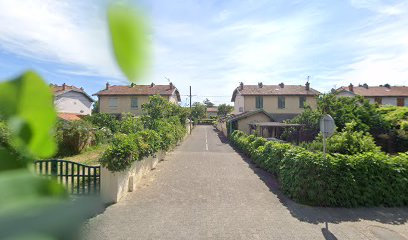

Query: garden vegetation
[{"left": 230, "top": 130, "right": 408, "bottom": 207}]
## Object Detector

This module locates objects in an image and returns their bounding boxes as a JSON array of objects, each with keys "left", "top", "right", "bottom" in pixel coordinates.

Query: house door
[{"left": 397, "top": 98, "right": 405, "bottom": 106}]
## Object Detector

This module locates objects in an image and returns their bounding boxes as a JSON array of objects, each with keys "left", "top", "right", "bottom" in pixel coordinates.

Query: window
[
  {"left": 299, "top": 96, "right": 306, "bottom": 108},
  {"left": 239, "top": 107, "right": 243, "bottom": 112},
  {"left": 397, "top": 97, "right": 405, "bottom": 107},
  {"left": 109, "top": 97, "right": 118, "bottom": 107},
  {"left": 278, "top": 96, "right": 285, "bottom": 109},
  {"left": 131, "top": 97, "right": 138, "bottom": 109},
  {"left": 374, "top": 97, "right": 382, "bottom": 104},
  {"left": 255, "top": 96, "right": 263, "bottom": 109}
]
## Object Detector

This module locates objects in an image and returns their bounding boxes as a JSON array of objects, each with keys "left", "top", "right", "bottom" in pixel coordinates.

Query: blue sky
[{"left": 0, "top": 0, "right": 407, "bottom": 106}]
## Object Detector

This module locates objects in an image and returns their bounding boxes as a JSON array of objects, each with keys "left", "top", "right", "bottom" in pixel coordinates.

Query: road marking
[{"left": 205, "top": 127, "right": 208, "bottom": 151}]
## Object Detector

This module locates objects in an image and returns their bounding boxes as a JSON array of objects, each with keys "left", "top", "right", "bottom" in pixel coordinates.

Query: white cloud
[
  {"left": 350, "top": 0, "right": 406, "bottom": 15},
  {"left": 150, "top": 7, "right": 325, "bottom": 103},
  {"left": 0, "top": 0, "right": 123, "bottom": 80}
]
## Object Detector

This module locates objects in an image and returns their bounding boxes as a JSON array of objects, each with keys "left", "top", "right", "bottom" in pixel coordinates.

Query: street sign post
[{"left": 320, "top": 114, "right": 336, "bottom": 159}]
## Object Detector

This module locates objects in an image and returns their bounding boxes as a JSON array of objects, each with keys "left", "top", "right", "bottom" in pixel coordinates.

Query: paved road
[{"left": 85, "top": 125, "right": 408, "bottom": 240}]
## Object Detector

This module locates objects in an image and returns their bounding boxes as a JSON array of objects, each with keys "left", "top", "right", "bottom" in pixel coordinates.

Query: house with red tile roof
[
  {"left": 231, "top": 82, "right": 320, "bottom": 122},
  {"left": 206, "top": 107, "right": 218, "bottom": 118},
  {"left": 93, "top": 82, "right": 181, "bottom": 115},
  {"left": 336, "top": 83, "right": 408, "bottom": 106},
  {"left": 51, "top": 83, "right": 94, "bottom": 120}
]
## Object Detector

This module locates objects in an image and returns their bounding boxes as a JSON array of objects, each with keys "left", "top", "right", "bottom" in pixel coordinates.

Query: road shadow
[
  {"left": 211, "top": 128, "right": 408, "bottom": 226},
  {"left": 212, "top": 128, "right": 229, "bottom": 144}
]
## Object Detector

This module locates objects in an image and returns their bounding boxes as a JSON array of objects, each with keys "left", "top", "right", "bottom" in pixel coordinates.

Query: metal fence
[{"left": 34, "top": 159, "right": 100, "bottom": 195}]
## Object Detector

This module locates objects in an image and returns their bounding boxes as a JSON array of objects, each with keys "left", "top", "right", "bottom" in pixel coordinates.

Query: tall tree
[
  {"left": 217, "top": 104, "right": 234, "bottom": 117},
  {"left": 203, "top": 98, "right": 214, "bottom": 107},
  {"left": 191, "top": 102, "right": 207, "bottom": 120}
]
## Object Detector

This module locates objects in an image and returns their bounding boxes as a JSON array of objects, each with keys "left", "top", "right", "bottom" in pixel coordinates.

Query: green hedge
[
  {"left": 229, "top": 130, "right": 408, "bottom": 207},
  {"left": 99, "top": 117, "right": 187, "bottom": 172}
]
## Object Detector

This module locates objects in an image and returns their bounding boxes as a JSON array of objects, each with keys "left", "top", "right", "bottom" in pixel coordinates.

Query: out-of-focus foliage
[
  {"left": 0, "top": 72, "right": 102, "bottom": 240},
  {"left": 0, "top": 2, "right": 147, "bottom": 238},
  {"left": 108, "top": 3, "right": 149, "bottom": 82},
  {"left": 0, "top": 71, "right": 57, "bottom": 158}
]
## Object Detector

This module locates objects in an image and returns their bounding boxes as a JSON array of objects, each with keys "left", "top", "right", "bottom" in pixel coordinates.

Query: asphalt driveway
[{"left": 84, "top": 125, "right": 408, "bottom": 240}]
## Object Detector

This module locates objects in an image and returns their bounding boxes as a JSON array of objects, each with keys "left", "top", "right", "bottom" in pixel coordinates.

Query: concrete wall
[
  {"left": 99, "top": 95, "right": 178, "bottom": 115},
  {"left": 101, "top": 152, "right": 166, "bottom": 204},
  {"left": 54, "top": 91, "right": 93, "bottom": 115},
  {"left": 215, "top": 121, "right": 228, "bottom": 137},
  {"left": 243, "top": 95, "right": 317, "bottom": 114},
  {"left": 236, "top": 113, "right": 271, "bottom": 135}
]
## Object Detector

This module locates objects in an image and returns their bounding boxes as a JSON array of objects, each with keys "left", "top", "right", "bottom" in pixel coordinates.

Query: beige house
[
  {"left": 231, "top": 82, "right": 320, "bottom": 122},
  {"left": 94, "top": 82, "right": 181, "bottom": 115},
  {"left": 227, "top": 109, "right": 274, "bottom": 135},
  {"left": 51, "top": 83, "right": 94, "bottom": 120},
  {"left": 206, "top": 107, "right": 218, "bottom": 118},
  {"left": 336, "top": 84, "right": 408, "bottom": 106}
]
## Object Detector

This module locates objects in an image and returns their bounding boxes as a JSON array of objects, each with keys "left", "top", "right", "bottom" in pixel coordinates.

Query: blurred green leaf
[
  {"left": 0, "top": 71, "right": 57, "bottom": 158},
  {"left": 0, "top": 169, "right": 66, "bottom": 214},
  {"left": 108, "top": 3, "right": 149, "bottom": 82}
]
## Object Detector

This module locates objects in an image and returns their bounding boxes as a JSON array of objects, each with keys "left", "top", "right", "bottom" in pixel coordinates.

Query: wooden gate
[{"left": 34, "top": 160, "right": 100, "bottom": 195}]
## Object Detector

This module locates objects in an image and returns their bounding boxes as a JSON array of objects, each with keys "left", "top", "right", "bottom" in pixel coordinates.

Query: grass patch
[{"left": 62, "top": 144, "right": 107, "bottom": 166}]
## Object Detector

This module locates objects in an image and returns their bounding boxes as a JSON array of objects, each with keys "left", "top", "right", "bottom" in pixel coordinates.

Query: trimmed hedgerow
[
  {"left": 229, "top": 130, "right": 408, "bottom": 207},
  {"left": 99, "top": 95, "right": 188, "bottom": 172}
]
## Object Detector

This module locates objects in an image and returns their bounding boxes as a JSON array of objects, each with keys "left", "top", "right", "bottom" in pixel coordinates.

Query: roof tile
[{"left": 338, "top": 86, "right": 408, "bottom": 97}]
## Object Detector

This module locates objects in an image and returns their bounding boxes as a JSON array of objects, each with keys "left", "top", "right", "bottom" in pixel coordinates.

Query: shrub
[
  {"left": 0, "top": 121, "right": 10, "bottom": 147},
  {"left": 93, "top": 127, "right": 113, "bottom": 145},
  {"left": 134, "top": 130, "right": 161, "bottom": 158},
  {"left": 55, "top": 120, "right": 96, "bottom": 156},
  {"left": 229, "top": 129, "right": 408, "bottom": 207},
  {"left": 301, "top": 121, "right": 381, "bottom": 155},
  {"left": 279, "top": 150, "right": 408, "bottom": 207},
  {"left": 84, "top": 113, "right": 120, "bottom": 133},
  {"left": 117, "top": 113, "right": 144, "bottom": 134},
  {"left": 99, "top": 133, "right": 139, "bottom": 172}
]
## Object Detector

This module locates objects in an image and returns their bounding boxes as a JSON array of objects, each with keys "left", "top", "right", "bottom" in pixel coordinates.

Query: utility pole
[{"left": 189, "top": 86, "right": 192, "bottom": 134}]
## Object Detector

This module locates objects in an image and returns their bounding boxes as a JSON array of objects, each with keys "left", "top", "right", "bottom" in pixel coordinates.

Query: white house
[
  {"left": 51, "top": 83, "right": 94, "bottom": 119},
  {"left": 336, "top": 84, "right": 408, "bottom": 106}
]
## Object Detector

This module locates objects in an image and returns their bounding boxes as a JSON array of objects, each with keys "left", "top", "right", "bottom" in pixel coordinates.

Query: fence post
[{"left": 51, "top": 161, "right": 58, "bottom": 178}]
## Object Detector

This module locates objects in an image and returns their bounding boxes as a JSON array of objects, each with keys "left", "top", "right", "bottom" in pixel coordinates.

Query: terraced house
[
  {"left": 94, "top": 82, "right": 181, "bottom": 115},
  {"left": 231, "top": 82, "right": 320, "bottom": 122},
  {"left": 336, "top": 83, "right": 408, "bottom": 106}
]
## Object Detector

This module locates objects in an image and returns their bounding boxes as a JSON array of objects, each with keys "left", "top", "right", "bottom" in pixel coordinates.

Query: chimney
[
  {"left": 279, "top": 82, "right": 284, "bottom": 88},
  {"left": 239, "top": 82, "right": 244, "bottom": 90},
  {"left": 349, "top": 83, "right": 354, "bottom": 92},
  {"left": 169, "top": 82, "right": 174, "bottom": 89},
  {"left": 258, "top": 82, "right": 263, "bottom": 88},
  {"left": 150, "top": 82, "right": 155, "bottom": 87},
  {"left": 106, "top": 82, "right": 110, "bottom": 90},
  {"left": 305, "top": 81, "right": 310, "bottom": 91},
  {"left": 62, "top": 83, "right": 66, "bottom": 90},
  {"left": 362, "top": 83, "right": 368, "bottom": 89}
]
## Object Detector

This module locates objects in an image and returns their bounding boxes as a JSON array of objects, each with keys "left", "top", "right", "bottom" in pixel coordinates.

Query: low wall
[
  {"left": 101, "top": 151, "right": 166, "bottom": 204},
  {"left": 215, "top": 121, "right": 228, "bottom": 137}
]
